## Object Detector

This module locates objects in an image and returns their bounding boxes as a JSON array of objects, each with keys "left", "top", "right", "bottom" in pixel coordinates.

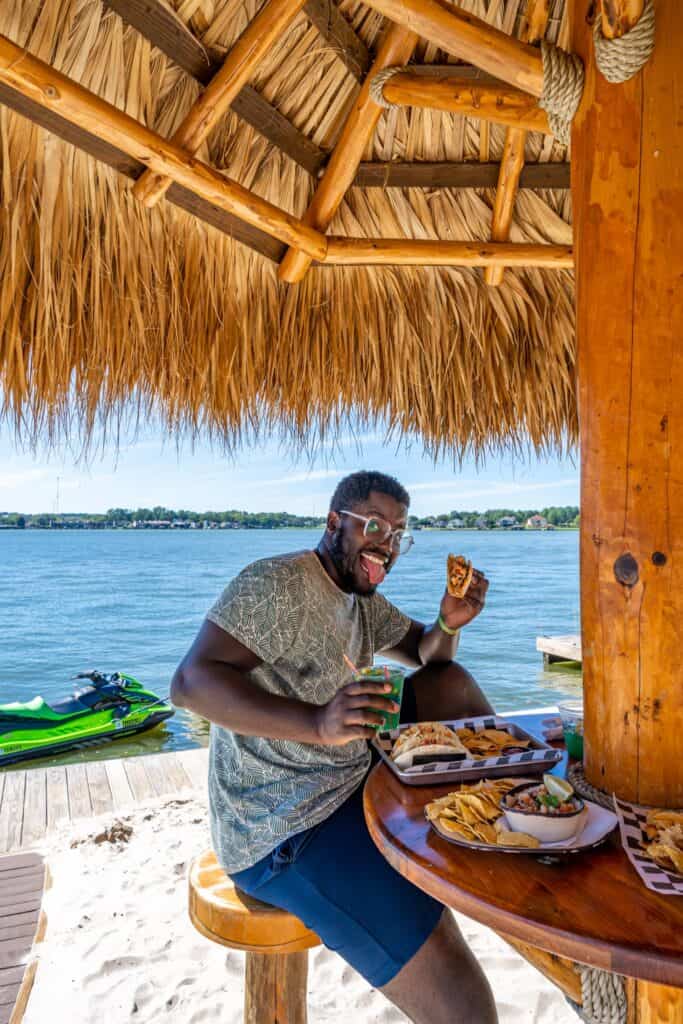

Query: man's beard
[{"left": 328, "top": 529, "right": 368, "bottom": 593}]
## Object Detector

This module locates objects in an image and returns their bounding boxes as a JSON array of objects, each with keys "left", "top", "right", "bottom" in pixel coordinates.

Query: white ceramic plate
[{"left": 429, "top": 799, "right": 618, "bottom": 856}]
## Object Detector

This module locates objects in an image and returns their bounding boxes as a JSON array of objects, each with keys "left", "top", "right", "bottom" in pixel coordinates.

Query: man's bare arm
[
  {"left": 171, "top": 620, "right": 397, "bottom": 746},
  {"left": 383, "top": 620, "right": 459, "bottom": 668}
]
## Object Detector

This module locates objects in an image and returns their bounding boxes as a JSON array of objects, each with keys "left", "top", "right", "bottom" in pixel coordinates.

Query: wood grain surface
[{"left": 363, "top": 761, "right": 683, "bottom": 986}]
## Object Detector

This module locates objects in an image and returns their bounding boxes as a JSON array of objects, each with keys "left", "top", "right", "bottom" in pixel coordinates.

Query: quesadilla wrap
[
  {"left": 391, "top": 722, "right": 467, "bottom": 769},
  {"left": 447, "top": 554, "right": 474, "bottom": 599}
]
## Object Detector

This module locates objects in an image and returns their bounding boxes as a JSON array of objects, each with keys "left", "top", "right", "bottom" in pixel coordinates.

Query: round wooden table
[{"left": 363, "top": 753, "right": 683, "bottom": 988}]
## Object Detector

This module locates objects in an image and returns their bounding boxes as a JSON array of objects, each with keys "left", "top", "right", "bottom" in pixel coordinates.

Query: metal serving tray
[{"left": 372, "top": 715, "right": 563, "bottom": 786}]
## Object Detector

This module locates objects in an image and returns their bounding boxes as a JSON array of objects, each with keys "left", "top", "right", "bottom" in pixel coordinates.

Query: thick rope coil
[
  {"left": 593, "top": 0, "right": 656, "bottom": 83},
  {"left": 369, "top": 66, "right": 403, "bottom": 108},
  {"left": 538, "top": 41, "right": 585, "bottom": 146},
  {"left": 567, "top": 762, "right": 614, "bottom": 810},
  {"left": 578, "top": 966, "right": 628, "bottom": 1024}
]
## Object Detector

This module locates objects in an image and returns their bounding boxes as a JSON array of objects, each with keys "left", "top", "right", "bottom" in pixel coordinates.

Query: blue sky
[{"left": 0, "top": 427, "right": 579, "bottom": 517}]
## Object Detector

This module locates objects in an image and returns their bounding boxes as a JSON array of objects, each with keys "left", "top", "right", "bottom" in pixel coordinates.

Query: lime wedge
[{"left": 543, "top": 774, "right": 574, "bottom": 801}]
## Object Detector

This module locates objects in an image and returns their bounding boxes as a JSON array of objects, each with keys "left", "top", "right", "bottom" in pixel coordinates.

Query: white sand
[{"left": 24, "top": 794, "right": 579, "bottom": 1024}]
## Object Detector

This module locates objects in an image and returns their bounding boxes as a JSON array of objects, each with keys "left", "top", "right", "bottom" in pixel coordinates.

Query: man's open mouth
[{"left": 359, "top": 552, "right": 388, "bottom": 586}]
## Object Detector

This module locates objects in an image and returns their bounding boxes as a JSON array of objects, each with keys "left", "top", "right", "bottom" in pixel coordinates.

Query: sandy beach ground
[{"left": 23, "top": 793, "right": 579, "bottom": 1024}]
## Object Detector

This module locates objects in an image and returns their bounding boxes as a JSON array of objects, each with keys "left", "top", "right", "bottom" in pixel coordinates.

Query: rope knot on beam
[
  {"left": 593, "top": 0, "right": 656, "bottom": 83},
  {"left": 538, "top": 41, "right": 584, "bottom": 145},
  {"left": 369, "top": 65, "right": 402, "bottom": 108}
]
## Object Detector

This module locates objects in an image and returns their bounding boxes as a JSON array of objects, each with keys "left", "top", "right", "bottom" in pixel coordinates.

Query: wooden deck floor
[{"left": 0, "top": 748, "right": 209, "bottom": 853}]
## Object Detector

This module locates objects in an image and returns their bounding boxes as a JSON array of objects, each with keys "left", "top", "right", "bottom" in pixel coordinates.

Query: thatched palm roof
[{"left": 0, "top": 0, "right": 574, "bottom": 457}]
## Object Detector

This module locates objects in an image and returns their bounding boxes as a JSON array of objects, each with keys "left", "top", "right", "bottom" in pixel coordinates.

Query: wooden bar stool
[{"left": 189, "top": 850, "right": 321, "bottom": 1024}]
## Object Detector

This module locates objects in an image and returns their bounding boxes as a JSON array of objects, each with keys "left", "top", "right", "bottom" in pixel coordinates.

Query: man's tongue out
[{"left": 360, "top": 553, "right": 386, "bottom": 586}]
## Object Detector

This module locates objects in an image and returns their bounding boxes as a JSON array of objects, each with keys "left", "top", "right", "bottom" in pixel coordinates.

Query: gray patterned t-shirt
[{"left": 206, "top": 549, "right": 411, "bottom": 873}]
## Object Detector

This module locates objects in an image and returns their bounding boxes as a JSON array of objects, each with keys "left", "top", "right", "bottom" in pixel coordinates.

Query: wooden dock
[
  {"left": 536, "top": 634, "right": 582, "bottom": 665},
  {"left": 0, "top": 747, "right": 209, "bottom": 853}
]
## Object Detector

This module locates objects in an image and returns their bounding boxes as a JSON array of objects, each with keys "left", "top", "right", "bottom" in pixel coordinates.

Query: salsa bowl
[{"left": 500, "top": 781, "right": 586, "bottom": 843}]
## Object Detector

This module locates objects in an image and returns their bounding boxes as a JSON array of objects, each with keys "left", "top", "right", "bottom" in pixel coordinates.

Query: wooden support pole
[
  {"left": 133, "top": 0, "right": 308, "bottom": 207},
  {"left": 0, "top": 34, "right": 327, "bottom": 260},
  {"left": 572, "top": 0, "right": 683, "bottom": 1012},
  {"left": 244, "top": 951, "right": 309, "bottom": 1024},
  {"left": 356, "top": 0, "right": 544, "bottom": 96},
  {"left": 379, "top": 72, "right": 551, "bottom": 133},
  {"left": 277, "top": 23, "right": 418, "bottom": 284},
  {"left": 322, "top": 237, "right": 573, "bottom": 267},
  {"left": 485, "top": 0, "right": 550, "bottom": 287}
]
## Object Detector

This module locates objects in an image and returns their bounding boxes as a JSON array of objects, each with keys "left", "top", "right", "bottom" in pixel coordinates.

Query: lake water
[{"left": 1, "top": 529, "right": 581, "bottom": 768}]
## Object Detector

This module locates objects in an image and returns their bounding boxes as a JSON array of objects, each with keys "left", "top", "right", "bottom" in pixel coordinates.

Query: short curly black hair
[{"left": 329, "top": 471, "right": 410, "bottom": 512}]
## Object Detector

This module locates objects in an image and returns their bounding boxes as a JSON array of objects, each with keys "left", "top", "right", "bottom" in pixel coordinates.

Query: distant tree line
[
  {"left": 1, "top": 505, "right": 580, "bottom": 529},
  {"left": 408, "top": 505, "right": 580, "bottom": 529}
]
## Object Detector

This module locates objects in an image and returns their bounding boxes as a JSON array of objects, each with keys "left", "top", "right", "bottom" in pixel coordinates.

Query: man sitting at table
[{"left": 172, "top": 470, "right": 497, "bottom": 1024}]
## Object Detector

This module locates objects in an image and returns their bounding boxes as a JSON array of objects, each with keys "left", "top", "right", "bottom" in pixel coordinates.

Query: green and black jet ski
[{"left": 0, "top": 671, "right": 174, "bottom": 767}]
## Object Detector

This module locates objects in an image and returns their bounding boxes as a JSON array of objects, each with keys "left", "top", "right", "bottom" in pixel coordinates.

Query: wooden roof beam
[
  {"left": 357, "top": 0, "right": 544, "bottom": 96},
  {"left": 278, "top": 23, "right": 419, "bottom": 284},
  {"left": 133, "top": 0, "right": 310, "bottom": 207},
  {"left": 0, "top": 34, "right": 326, "bottom": 259},
  {"left": 377, "top": 70, "right": 551, "bottom": 134},
  {"left": 354, "top": 160, "right": 569, "bottom": 189},
  {"left": 321, "top": 237, "right": 573, "bottom": 268},
  {"left": 303, "top": 0, "right": 372, "bottom": 81},
  {"left": 103, "top": 0, "right": 325, "bottom": 175},
  {"left": 485, "top": 0, "right": 550, "bottom": 287}
]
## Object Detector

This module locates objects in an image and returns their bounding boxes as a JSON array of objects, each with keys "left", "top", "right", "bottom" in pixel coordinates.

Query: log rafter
[
  {"left": 485, "top": 0, "right": 550, "bottom": 287},
  {"left": 103, "top": 0, "right": 325, "bottom": 175},
  {"left": 350, "top": 0, "right": 545, "bottom": 96},
  {"left": 0, "top": 31, "right": 573, "bottom": 272},
  {"left": 278, "top": 22, "right": 419, "bottom": 283},
  {"left": 376, "top": 69, "right": 551, "bottom": 134},
  {"left": 132, "top": 0, "right": 311, "bottom": 208}
]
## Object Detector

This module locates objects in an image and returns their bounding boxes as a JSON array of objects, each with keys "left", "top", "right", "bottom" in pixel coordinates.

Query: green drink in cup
[{"left": 357, "top": 665, "right": 405, "bottom": 731}]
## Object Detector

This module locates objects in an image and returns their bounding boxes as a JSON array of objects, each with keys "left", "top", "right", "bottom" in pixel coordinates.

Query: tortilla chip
[
  {"left": 498, "top": 831, "right": 540, "bottom": 848},
  {"left": 472, "top": 822, "right": 498, "bottom": 844},
  {"left": 439, "top": 818, "right": 477, "bottom": 840}
]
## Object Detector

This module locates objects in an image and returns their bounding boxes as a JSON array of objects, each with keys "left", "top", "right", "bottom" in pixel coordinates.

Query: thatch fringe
[{"left": 0, "top": 0, "right": 575, "bottom": 458}]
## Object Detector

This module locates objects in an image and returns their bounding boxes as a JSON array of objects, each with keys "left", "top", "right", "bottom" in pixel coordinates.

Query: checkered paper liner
[
  {"left": 613, "top": 796, "right": 683, "bottom": 896},
  {"left": 373, "top": 715, "right": 563, "bottom": 787}
]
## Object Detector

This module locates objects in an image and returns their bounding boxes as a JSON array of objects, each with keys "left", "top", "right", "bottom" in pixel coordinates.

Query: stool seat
[{"left": 189, "top": 849, "right": 321, "bottom": 954}]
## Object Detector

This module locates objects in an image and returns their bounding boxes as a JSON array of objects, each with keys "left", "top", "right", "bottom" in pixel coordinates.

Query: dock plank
[
  {"left": 178, "top": 748, "right": 208, "bottom": 793},
  {"left": 123, "top": 757, "right": 155, "bottom": 802},
  {"left": 536, "top": 634, "right": 582, "bottom": 664},
  {"left": 46, "top": 766, "right": 70, "bottom": 831},
  {"left": 66, "top": 764, "right": 92, "bottom": 820},
  {"left": 142, "top": 753, "right": 192, "bottom": 798},
  {"left": 20, "top": 771, "right": 46, "bottom": 848},
  {"left": 0, "top": 774, "right": 26, "bottom": 854},
  {"left": 104, "top": 759, "right": 134, "bottom": 811},
  {"left": 86, "top": 762, "right": 113, "bottom": 817}
]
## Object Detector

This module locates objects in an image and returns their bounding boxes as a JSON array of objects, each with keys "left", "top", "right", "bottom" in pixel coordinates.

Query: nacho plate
[{"left": 429, "top": 795, "right": 618, "bottom": 856}]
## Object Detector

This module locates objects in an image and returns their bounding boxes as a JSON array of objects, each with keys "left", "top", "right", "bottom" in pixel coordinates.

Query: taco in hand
[{"left": 447, "top": 554, "right": 474, "bottom": 599}]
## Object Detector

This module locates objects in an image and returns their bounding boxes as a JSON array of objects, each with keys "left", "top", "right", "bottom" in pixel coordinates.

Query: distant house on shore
[
  {"left": 447, "top": 518, "right": 465, "bottom": 529},
  {"left": 475, "top": 516, "right": 489, "bottom": 529},
  {"left": 526, "top": 514, "right": 548, "bottom": 529},
  {"left": 496, "top": 515, "right": 517, "bottom": 528}
]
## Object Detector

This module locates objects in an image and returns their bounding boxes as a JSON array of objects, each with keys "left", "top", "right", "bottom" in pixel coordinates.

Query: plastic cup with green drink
[{"left": 357, "top": 665, "right": 405, "bottom": 730}]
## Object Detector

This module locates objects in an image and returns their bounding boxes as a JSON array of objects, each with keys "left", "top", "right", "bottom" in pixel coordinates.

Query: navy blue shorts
[{"left": 230, "top": 781, "right": 443, "bottom": 987}]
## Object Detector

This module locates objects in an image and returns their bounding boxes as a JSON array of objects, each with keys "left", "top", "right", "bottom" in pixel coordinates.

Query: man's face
[{"left": 326, "top": 490, "right": 408, "bottom": 595}]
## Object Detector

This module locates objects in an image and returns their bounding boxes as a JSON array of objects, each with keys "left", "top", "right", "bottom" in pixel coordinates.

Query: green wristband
[{"left": 437, "top": 615, "right": 460, "bottom": 636}]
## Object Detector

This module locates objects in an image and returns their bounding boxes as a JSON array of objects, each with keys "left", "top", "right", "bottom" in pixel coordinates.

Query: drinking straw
[
  {"left": 383, "top": 665, "right": 390, "bottom": 682},
  {"left": 343, "top": 654, "right": 360, "bottom": 675}
]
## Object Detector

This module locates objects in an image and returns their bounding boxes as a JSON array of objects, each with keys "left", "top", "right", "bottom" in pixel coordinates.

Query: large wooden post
[{"left": 572, "top": 0, "right": 683, "bottom": 1016}]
